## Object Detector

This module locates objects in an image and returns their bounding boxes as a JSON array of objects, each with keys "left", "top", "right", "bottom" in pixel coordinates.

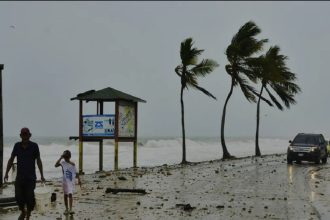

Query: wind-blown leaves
[
  {"left": 226, "top": 21, "right": 268, "bottom": 61},
  {"left": 180, "top": 38, "right": 204, "bottom": 66},
  {"left": 191, "top": 59, "right": 219, "bottom": 77}
]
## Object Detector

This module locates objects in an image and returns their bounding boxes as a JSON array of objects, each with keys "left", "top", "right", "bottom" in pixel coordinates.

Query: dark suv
[{"left": 287, "top": 133, "right": 328, "bottom": 164}]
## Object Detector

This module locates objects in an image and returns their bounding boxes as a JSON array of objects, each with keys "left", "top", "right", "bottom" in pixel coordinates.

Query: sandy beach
[{"left": 1, "top": 153, "right": 330, "bottom": 220}]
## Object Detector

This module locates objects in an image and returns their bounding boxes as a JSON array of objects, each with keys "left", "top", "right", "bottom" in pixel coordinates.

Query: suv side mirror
[{"left": 289, "top": 140, "right": 292, "bottom": 143}]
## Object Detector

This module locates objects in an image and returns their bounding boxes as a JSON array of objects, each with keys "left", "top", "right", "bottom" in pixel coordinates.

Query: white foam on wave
[{"left": 3, "top": 137, "right": 289, "bottom": 179}]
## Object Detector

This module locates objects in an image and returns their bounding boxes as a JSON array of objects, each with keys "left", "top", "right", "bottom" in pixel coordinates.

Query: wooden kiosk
[{"left": 70, "top": 87, "right": 146, "bottom": 174}]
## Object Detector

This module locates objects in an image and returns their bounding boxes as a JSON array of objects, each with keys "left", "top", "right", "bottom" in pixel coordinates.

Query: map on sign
[
  {"left": 83, "top": 115, "right": 115, "bottom": 136},
  {"left": 118, "top": 102, "right": 135, "bottom": 137}
]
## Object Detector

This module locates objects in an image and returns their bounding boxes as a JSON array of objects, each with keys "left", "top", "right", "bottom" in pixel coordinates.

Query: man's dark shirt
[{"left": 11, "top": 141, "right": 40, "bottom": 181}]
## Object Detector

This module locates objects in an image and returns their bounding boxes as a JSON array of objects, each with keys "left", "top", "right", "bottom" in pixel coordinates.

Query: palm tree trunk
[
  {"left": 180, "top": 84, "right": 186, "bottom": 164},
  {"left": 221, "top": 78, "right": 234, "bottom": 159},
  {"left": 255, "top": 85, "right": 264, "bottom": 157}
]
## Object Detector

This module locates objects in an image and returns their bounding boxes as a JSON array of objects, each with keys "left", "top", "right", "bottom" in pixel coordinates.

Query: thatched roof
[{"left": 70, "top": 87, "right": 146, "bottom": 103}]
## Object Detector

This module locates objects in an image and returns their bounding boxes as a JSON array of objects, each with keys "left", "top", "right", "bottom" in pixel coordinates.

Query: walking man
[{"left": 3, "top": 127, "right": 45, "bottom": 220}]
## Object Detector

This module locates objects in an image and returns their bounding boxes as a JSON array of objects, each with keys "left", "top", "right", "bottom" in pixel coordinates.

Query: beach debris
[
  {"left": 0, "top": 197, "right": 17, "bottom": 208},
  {"left": 175, "top": 203, "right": 196, "bottom": 211},
  {"left": 105, "top": 188, "right": 147, "bottom": 194},
  {"left": 51, "top": 193, "right": 57, "bottom": 202},
  {"left": 118, "top": 176, "right": 127, "bottom": 181}
]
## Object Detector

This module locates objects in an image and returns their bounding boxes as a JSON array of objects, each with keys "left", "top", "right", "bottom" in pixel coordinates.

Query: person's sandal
[
  {"left": 69, "top": 210, "right": 75, "bottom": 215},
  {"left": 64, "top": 209, "right": 69, "bottom": 215}
]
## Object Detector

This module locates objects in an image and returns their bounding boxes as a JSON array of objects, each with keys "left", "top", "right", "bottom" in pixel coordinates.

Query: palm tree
[
  {"left": 252, "top": 46, "right": 301, "bottom": 156},
  {"left": 221, "top": 21, "right": 268, "bottom": 159},
  {"left": 175, "top": 37, "right": 219, "bottom": 164}
]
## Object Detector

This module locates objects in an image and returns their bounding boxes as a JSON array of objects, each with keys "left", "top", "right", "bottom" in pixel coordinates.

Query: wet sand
[{"left": 1, "top": 153, "right": 330, "bottom": 219}]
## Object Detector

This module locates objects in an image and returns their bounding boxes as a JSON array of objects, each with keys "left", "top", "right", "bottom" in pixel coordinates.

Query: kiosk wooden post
[
  {"left": 133, "top": 102, "right": 138, "bottom": 168},
  {"left": 79, "top": 100, "right": 84, "bottom": 174}
]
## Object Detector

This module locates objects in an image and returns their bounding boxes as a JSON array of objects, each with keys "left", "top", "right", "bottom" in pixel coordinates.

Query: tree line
[{"left": 175, "top": 21, "right": 301, "bottom": 163}]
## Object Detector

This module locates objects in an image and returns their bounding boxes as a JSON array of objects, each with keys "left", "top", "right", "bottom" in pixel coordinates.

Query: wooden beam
[
  {"left": 99, "top": 140, "right": 103, "bottom": 171},
  {"left": 115, "top": 101, "right": 119, "bottom": 170},
  {"left": 134, "top": 102, "right": 138, "bottom": 168},
  {"left": 105, "top": 188, "right": 146, "bottom": 194},
  {"left": 0, "top": 64, "right": 3, "bottom": 186},
  {"left": 133, "top": 141, "right": 137, "bottom": 168},
  {"left": 114, "top": 141, "right": 118, "bottom": 170},
  {"left": 79, "top": 100, "right": 84, "bottom": 174},
  {"left": 98, "top": 101, "right": 104, "bottom": 172}
]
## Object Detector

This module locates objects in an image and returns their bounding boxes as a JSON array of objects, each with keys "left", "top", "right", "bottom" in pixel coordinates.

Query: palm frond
[
  {"left": 225, "top": 64, "right": 233, "bottom": 76},
  {"left": 180, "top": 38, "right": 204, "bottom": 66},
  {"left": 271, "top": 84, "right": 297, "bottom": 108},
  {"left": 175, "top": 65, "right": 183, "bottom": 77},
  {"left": 185, "top": 71, "right": 198, "bottom": 87},
  {"left": 191, "top": 59, "right": 219, "bottom": 76},
  {"left": 236, "top": 76, "right": 257, "bottom": 102},
  {"left": 264, "top": 86, "right": 283, "bottom": 110},
  {"left": 251, "top": 89, "right": 273, "bottom": 106},
  {"left": 236, "top": 64, "right": 258, "bottom": 82},
  {"left": 283, "top": 81, "right": 301, "bottom": 94},
  {"left": 191, "top": 84, "right": 217, "bottom": 100},
  {"left": 228, "top": 21, "right": 268, "bottom": 58}
]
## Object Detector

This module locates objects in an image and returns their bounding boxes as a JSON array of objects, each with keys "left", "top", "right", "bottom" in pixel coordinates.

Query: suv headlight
[
  {"left": 311, "top": 146, "right": 318, "bottom": 152},
  {"left": 288, "top": 146, "right": 294, "bottom": 151}
]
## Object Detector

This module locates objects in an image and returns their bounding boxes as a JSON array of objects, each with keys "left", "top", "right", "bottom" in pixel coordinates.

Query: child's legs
[
  {"left": 64, "top": 194, "right": 68, "bottom": 210},
  {"left": 68, "top": 194, "right": 73, "bottom": 210}
]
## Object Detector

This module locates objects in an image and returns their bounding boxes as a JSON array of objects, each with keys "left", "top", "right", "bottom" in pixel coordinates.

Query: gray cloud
[{"left": 0, "top": 2, "right": 329, "bottom": 138}]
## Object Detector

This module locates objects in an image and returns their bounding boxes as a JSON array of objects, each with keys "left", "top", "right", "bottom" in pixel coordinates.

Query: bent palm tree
[
  {"left": 175, "top": 37, "right": 219, "bottom": 164},
  {"left": 252, "top": 46, "right": 301, "bottom": 156},
  {"left": 221, "top": 21, "right": 268, "bottom": 159}
]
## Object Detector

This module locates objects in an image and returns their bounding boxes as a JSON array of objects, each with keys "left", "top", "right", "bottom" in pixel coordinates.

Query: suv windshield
[{"left": 292, "top": 135, "right": 318, "bottom": 145}]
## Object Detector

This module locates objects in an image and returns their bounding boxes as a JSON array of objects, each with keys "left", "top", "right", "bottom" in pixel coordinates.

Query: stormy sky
[{"left": 0, "top": 1, "right": 329, "bottom": 138}]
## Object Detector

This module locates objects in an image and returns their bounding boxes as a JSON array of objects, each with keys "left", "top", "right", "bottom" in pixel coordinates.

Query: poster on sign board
[
  {"left": 83, "top": 115, "right": 115, "bottom": 136},
  {"left": 118, "top": 101, "right": 135, "bottom": 137}
]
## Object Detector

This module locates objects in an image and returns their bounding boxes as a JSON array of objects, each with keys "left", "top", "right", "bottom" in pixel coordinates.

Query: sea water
[{"left": 2, "top": 136, "right": 290, "bottom": 180}]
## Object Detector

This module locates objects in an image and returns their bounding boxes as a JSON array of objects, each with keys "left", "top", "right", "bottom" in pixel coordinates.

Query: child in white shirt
[{"left": 55, "top": 150, "right": 82, "bottom": 215}]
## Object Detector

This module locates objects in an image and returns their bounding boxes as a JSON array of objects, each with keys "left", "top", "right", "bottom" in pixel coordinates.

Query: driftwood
[
  {"left": 105, "top": 188, "right": 146, "bottom": 194},
  {"left": 176, "top": 203, "right": 196, "bottom": 211},
  {"left": 0, "top": 197, "right": 17, "bottom": 207}
]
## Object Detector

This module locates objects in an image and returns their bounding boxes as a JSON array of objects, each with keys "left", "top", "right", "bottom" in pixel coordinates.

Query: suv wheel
[
  {"left": 315, "top": 157, "right": 320, "bottom": 164},
  {"left": 322, "top": 156, "right": 327, "bottom": 164},
  {"left": 287, "top": 157, "right": 293, "bottom": 164}
]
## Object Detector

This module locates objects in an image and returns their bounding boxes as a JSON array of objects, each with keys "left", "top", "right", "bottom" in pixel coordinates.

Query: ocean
[{"left": 2, "top": 136, "right": 289, "bottom": 181}]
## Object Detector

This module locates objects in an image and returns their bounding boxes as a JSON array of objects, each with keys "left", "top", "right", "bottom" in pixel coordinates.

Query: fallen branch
[
  {"left": 105, "top": 188, "right": 146, "bottom": 194},
  {"left": 0, "top": 197, "right": 17, "bottom": 208},
  {"left": 176, "top": 203, "right": 196, "bottom": 211}
]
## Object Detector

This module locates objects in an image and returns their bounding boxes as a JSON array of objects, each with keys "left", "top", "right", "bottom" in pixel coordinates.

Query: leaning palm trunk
[
  {"left": 221, "top": 78, "right": 234, "bottom": 159},
  {"left": 255, "top": 85, "right": 264, "bottom": 156},
  {"left": 180, "top": 84, "right": 186, "bottom": 164}
]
